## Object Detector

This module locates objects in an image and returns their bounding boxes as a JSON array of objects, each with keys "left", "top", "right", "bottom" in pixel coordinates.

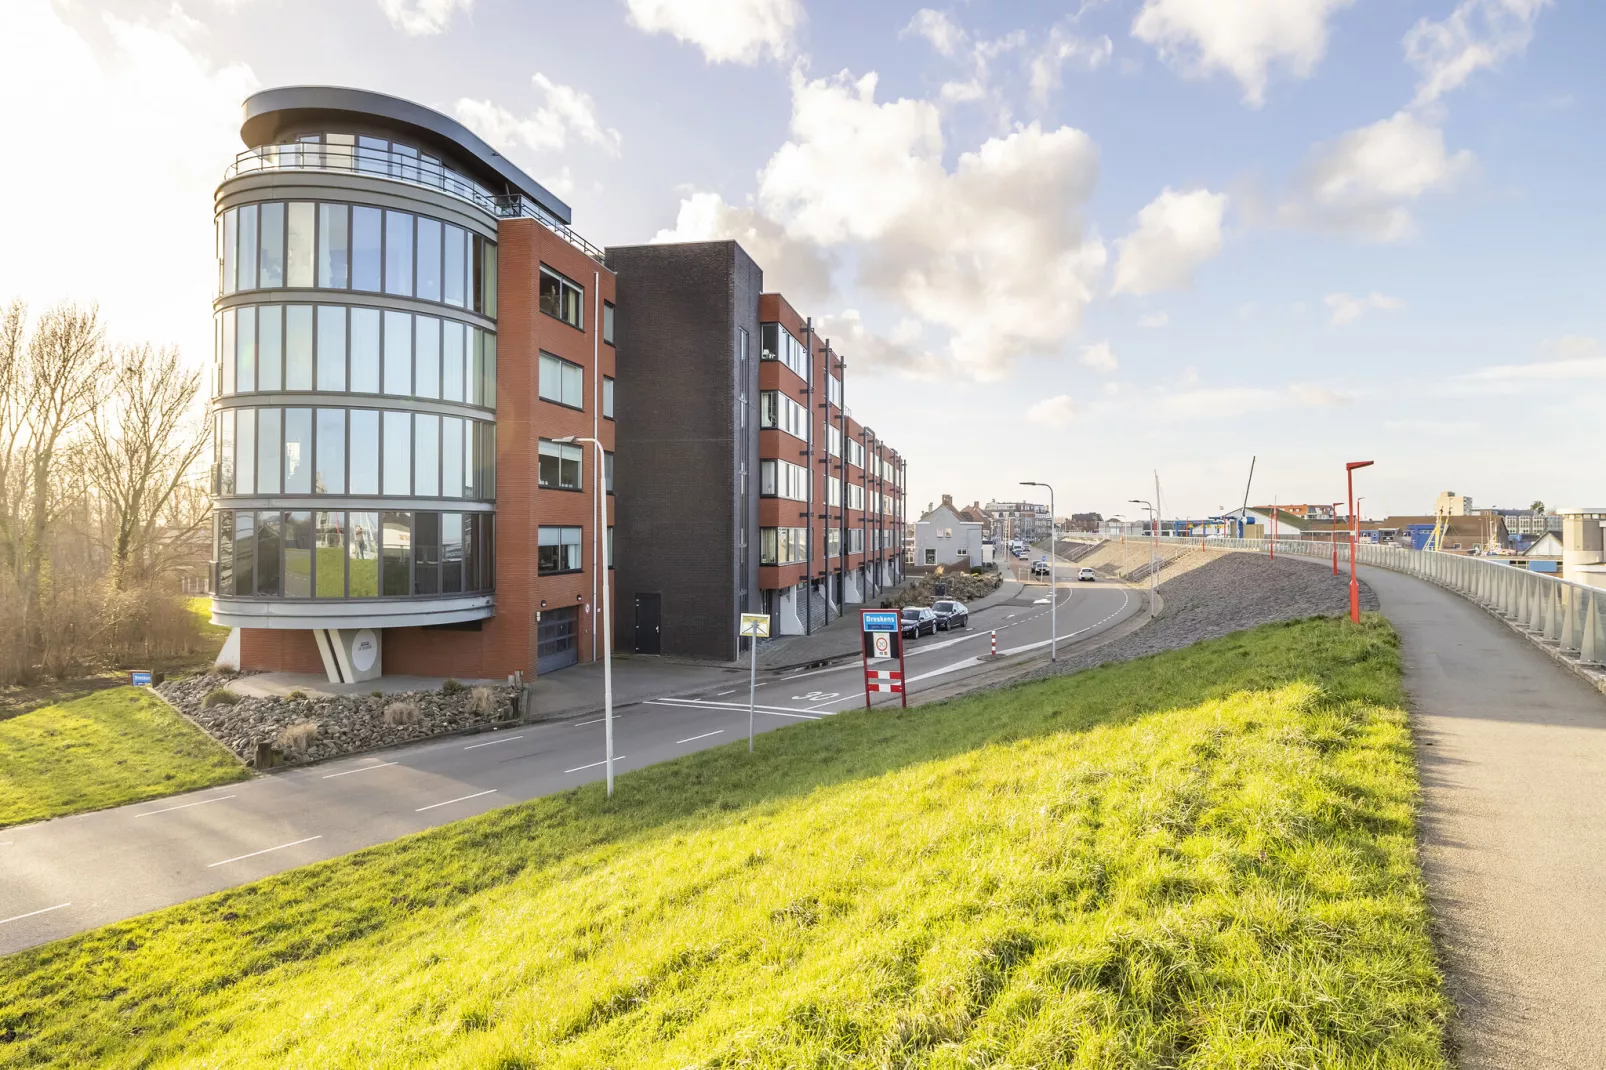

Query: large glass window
[
  {"left": 442, "top": 512, "right": 463, "bottom": 593},
  {"left": 416, "top": 218, "right": 442, "bottom": 302},
  {"left": 349, "top": 409, "right": 379, "bottom": 494},
  {"left": 255, "top": 510, "right": 280, "bottom": 596},
  {"left": 539, "top": 353, "right": 583, "bottom": 408},
  {"left": 257, "top": 408, "right": 282, "bottom": 494},
  {"left": 760, "top": 527, "right": 808, "bottom": 565},
  {"left": 383, "top": 411, "right": 411, "bottom": 494},
  {"left": 232, "top": 510, "right": 254, "bottom": 595},
  {"left": 316, "top": 306, "right": 346, "bottom": 391},
  {"left": 442, "top": 417, "right": 463, "bottom": 499},
  {"left": 284, "top": 511, "right": 313, "bottom": 597},
  {"left": 384, "top": 210, "right": 413, "bottom": 296},
  {"left": 259, "top": 307, "right": 283, "bottom": 391},
  {"left": 221, "top": 310, "right": 236, "bottom": 394},
  {"left": 217, "top": 512, "right": 234, "bottom": 594},
  {"left": 760, "top": 459, "right": 808, "bottom": 501},
  {"left": 236, "top": 408, "right": 255, "bottom": 495},
  {"left": 442, "top": 322, "right": 465, "bottom": 402},
  {"left": 259, "top": 203, "right": 284, "bottom": 288},
  {"left": 603, "top": 302, "right": 615, "bottom": 345},
  {"left": 383, "top": 310, "right": 411, "bottom": 395},
  {"left": 287, "top": 203, "right": 315, "bottom": 287},
  {"left": 538, "top": 439, "right": 582, "bottom": 490},
  {"left": 237, "top": 204, "right": 258, "bottom": 292},
  {"left": 414, "top": 414, "right": 440, "bottom": 497},
  {"left": 352, "top": 207, "right": 382, "bottom": 291},
  {"left": 443, "top": 224, "right": 466, "bottom": 308},
  {"left": 538, "top": 526, "right": 582, "bottom": 574},
  {"left": 760, "top": 323, "right": 809, "bottom": 380},
  {"left": 350, "top": 308, "right": 380, "bottom": 393},
  {"left": 760, "top": 391, "right": 809, "bottom": 440},
  {"left": 235, "top": 306, "right": 256, "bottom": 393},
  {"left": 349, "top": 510, "right": 379, "bottom": 596},
  {"left": 413, "top": 511, "right": 439, "bottom": 595},
  {"left": 415, "top": 316, "right": 440, "bottom": 399},
  {"left": 285, "top": 306, "right": 313, "bottom": 390},
  {"left": 602, "top": 377, "right": 614, "bottom": 419},
  {"left": 219, "top": 410, "right": 235, "bottom": 495},
  {"left": 222, "top": 208, "right": 237, "bottom": 294},
  {"left": 539, "top": 266, "right": 583, "bottom": 328},
  {"left": 284, "top": 408, "right": 312, "bottom": 494},
  {"left": 381, "top": 511, "right": 411, "bottom": 595},
  {"left": 316, "top": 511, "right": 346, "bottom": 598},
  {"left": 318, "top": 203, "right": 349, "bottom": 289},
  {"left": 316, "top": 408, "right": 345, "bottom": 494}
]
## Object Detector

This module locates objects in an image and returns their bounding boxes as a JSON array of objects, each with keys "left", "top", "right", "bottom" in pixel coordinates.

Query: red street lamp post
[
  {"left": 1346, "top": 461, "right": 1374, "bottom": 623},
  {"left": 1331, "top": 501, "right": 1343, "bottom": 576}
]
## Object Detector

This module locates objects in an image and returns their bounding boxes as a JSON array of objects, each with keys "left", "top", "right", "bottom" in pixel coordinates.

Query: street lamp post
[
  {"left": 555, "top": 435, "right": 614, "bottom": 796},
  {"left": 1346, "top": 461, "right": 1374, "bottom": 624},
  {"left": 1331, "top": 501, "right": 1343, "bottom": 575},
  {"left": 1129, "top": 499, "right": 1158, "bottom": 618},
  {"left": 1020, "top": 481, "right": 1057, "bottom": 661}
]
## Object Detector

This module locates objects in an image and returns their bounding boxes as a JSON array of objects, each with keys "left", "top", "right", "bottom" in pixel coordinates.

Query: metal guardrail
[
  {"left": 224, "top": 143, "right": 607, "bottom": 263},
  {"left": 1117, "top": 533, "right": 1606, "bottom": 670}
]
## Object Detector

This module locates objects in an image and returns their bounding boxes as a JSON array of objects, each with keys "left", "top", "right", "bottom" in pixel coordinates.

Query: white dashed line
[
  {"left": 463, "top": 735, "right": 524, "bottom": 750},
  {"left": 0, "top": 903, "right": 70, "bottom": 926},
  {"left": 572, "top": 718, "right": 605, "bottom": 727},
  {"left": 134, "top": 794, "right": 237, "bottom": 817},
  {"left": 415, "top": 789, "right": 498, "bottom": 812},
  {"left": 322, "top": 762, "right": 399, "bottom": 778},
  {"left": 564, "top": 758, "right": 626, "bottom": 773},
  {"left": 207, "top": 836, "right": 324, "bottom": 867},
  {"left": 676, "top": 730, "right": 724, "bottom": 744}
]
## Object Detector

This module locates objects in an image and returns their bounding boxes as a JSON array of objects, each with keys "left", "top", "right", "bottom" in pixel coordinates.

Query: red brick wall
[{"left": 240, "top": 628, "right": 325, "bottom": 673}]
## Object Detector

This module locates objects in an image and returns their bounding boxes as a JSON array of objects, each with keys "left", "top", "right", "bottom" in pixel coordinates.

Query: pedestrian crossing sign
[{"left": 738, "top": 613, "right": 770, "bottom": 638}]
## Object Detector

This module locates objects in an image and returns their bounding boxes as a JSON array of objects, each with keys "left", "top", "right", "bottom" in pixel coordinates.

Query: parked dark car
[
  {"left": 932, "top": 600, "right": 969, "bottom": 630},
  {"left": 900, "top": 606, "right": 938, "bottom": 638}
]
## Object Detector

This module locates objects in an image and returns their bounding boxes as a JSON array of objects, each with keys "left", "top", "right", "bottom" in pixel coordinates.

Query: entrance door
[
  {"left": 536, "top": 607, "right": 580, "bottom": 674},
  {"left": 634, "top": 593, "right": 661, "bottom": 655}
]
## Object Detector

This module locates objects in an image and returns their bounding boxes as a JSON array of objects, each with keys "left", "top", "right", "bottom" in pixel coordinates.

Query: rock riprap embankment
[{"left": 157, "top": 676, "right": 519, "bottom": 766}]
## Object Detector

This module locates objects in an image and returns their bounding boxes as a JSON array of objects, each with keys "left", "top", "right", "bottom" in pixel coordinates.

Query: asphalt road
[{"left": 0, "top": 569, "right": 1141, "bottom": 954}]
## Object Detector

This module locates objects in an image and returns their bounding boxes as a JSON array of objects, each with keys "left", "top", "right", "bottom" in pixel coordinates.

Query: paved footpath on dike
[{"left": 1363, "top": 565, "right": 1606, "bottom": 1069}]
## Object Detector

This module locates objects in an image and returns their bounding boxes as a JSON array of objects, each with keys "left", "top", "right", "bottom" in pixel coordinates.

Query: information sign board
[
  {"left": 861, "top": 610, "right": 899, "bottom": 633},
  {"left": 738, "top": 613, "right": 771, "bottom": 638},
  {"left": 130, "top": 671, "right": 152, "bottom": 686},
  {"left": 859, "top": 609, "right": 907, "bottom": 709}
]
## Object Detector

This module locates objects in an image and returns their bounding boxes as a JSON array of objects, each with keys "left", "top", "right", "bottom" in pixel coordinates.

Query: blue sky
[{"left": 2, "top": 0, "right": 1601, "bottom": 521}]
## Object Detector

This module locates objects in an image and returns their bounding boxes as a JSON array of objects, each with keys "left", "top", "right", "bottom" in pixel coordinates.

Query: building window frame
[
  {"left": 538, "top": 351, "right": 585, "bottom": 409},
  {"left": 538, "top": 525, "right": 584, "bottom": 575},
  {"left": 539, "top": 265, "right": 584, "bottom": 330}
]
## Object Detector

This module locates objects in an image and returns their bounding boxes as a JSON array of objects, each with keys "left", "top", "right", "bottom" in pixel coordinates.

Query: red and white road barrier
[
  {"left": 866, "top": 668, "right": 904, "bottom": 693},
  {"left": 990, "top": 630, "right": 997, "bottom": 657}
]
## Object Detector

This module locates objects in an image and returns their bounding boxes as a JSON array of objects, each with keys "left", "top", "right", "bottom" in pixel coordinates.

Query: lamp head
[
  {"left": 1346, "top": 460, "right": 1375, "bottom": 471},
  {"left": 552, "top": 435, "right": 578, "bottom": 444}
]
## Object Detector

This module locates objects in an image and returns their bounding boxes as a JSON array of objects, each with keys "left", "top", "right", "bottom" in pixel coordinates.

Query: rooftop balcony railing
[{"left": 224, "top": 142, "right": 605, "bottom": 262}]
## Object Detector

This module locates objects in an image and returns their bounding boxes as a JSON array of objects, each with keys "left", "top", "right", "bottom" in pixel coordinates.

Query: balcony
[{"left": 223, "top": 142, "right": 605, "bottom": 262}]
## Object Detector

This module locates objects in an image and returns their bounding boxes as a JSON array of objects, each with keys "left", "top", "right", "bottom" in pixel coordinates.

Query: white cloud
[
  {"left": 1281, "top": 110, "right": 1472, "bottom": 241},
  {"left": 1155, "top": 382, "right": 1351, "bottom": 419},
  {"left": 1027, "top": 394, "right": 1078, "bottom": 429},
  {"left": 625, "top": 0, "right": 803, "bottom": 65},
  {"left": 1131, "top": 0, "right": 1354, "bottom": 106},
  {"left": 1028, "top": 24, "right": 1114, "bottom": 104},
  {"left": 758, "top": 70, "right": 1107, "bottom": 379},
  {"left": 1406, "top": 0, "right": 1551, "bottom": 107},
  {"left": 652, "top": 191, "right": 835, "bottom": 303},
  {"left": 378, "top": 0, "right": 471, "bottom": 35},
  {"left": 1081, "top": 342, "right": 1118, "bottom": 374},
  {"left": 1289, "top": 383, "right": 1353, "bottom": 405},
  {"left": 453, "top": 73, "right": 621, "bottom": 161},
  {"left": 1325, "top": 291, "right": 1405, "bottom": 326},
  {"left": 903, "top": 9, "right": 965, "bottom": 57},
  {"left": 1466, "top": 335, "right": 1606, "bottom": 381},
  {"left": 814, "top": 310, "right": 943, "bottom": 377},
  {"left": 0, "top": 0, "right": 255, "bottom": 368},
  {"left": 1112, "top": 187, "right": 1228, "bottom": 295},
  {"left": 902, "top": 10, "right": 1027, "bottom": 118},
  {"left": 1138, "top": 311, "right": 1170, "bottom": 328}
]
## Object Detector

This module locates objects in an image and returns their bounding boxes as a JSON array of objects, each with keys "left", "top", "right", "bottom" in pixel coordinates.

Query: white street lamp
[
  {"left": 555, "top": 435, "right": 614, "bottom": 797},
  {"left": 1020, "top": 481, "right": 1057, "bottom": 661},
  {"left": 1130, "top": 499, "right": 1158, "bottom": 618}
]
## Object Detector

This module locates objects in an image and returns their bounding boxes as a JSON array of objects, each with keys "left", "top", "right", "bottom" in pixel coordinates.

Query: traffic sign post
[
  {"left": 860, "top": 609, "right": 907, "bottom": 709},
  {"left": 738, "top": 613, "right": 770, "bottom": 751}
]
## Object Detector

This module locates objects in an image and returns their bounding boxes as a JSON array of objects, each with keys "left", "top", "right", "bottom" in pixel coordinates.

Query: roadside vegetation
[
  {"left": 0, "top": 687, "right": 246, "bottom": 828},
  {"left": 0, "top": 616, "right": 1448, "bottom": 1067}
]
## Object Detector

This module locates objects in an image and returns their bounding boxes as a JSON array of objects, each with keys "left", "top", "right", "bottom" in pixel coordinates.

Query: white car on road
[{"left": 1078, "top": 567, "right": 1096, "bottom": 582}]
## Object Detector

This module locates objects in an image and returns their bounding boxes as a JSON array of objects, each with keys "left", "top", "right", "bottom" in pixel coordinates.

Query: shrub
[
  {"left": 370, "top": 690, "right": 383, "bottom": 699},
  {"left": 277, "top": 722, "right": 319, "bottom": 756},
  {"left": 467, "top": 686, "right": 497, "bottom": 718},
  {"left": 287, "top": 689, "right": 308, "bottom": 701},
  {"left": 383, "top": 700, "right": 422, "bottom": 727},
  {"left": 202, "top": 688, "right": 240, "bottom": 708},
  {"left": 206, "top": 664, "right": 237, "bottom": 679},
  {"left": 440, "top": 678, "right": 466, "bottom": 695}
]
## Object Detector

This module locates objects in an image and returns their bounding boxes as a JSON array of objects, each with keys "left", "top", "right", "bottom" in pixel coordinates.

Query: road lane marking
[
  {"left": 564, "top": 758, "right": 626, "bottom": 773},
  {"left": 134, "top": 794, "right": 237, "bottom": 817},
  {"left": 0, "top": 903, "right": 71, "bottom": 926},
  {"left": 415, "top": 789, "right": 498, "bottom": 812},
  {"left": 572, "top": 718, "right": 605, "bottom": 727},
  {"left": 463, "top": 735, "right": 524, "bottom": 750},
  {"left": 714, "top": 689, "right": 736, "bottom": 696},
  {"left": 207, "top": 836, "right": 323, "bottom": 867},
  {"left": 646, "top": 699, "right": 823, "bottom": 720},
  {"left": 322, "top": 762, "right": 399, "bottom": 778},
  {"left": 676, "top": 730, "right": 724, "bottom": 744}
]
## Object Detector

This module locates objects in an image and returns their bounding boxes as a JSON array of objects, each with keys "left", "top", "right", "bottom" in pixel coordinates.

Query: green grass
[
  {"left": 0, "top": 616, "right": 1448, "bottom": 1068},
  {"left": 188, "top": 596, "right": 232, "bottom": 645},
  {"left": 0, "top": 687, "right": 247, "bottom": 829}
]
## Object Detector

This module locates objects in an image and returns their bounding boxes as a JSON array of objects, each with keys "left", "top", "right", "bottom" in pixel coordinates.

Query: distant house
[
  {"left": 914, "top": 495, "right": 985, "bottom": 571},
  {"left": 955, "top": 500, "right": 991, "bottom": 539},
  {"left": 1376, "top": 514, "right": 1511, "bottom": 553}
]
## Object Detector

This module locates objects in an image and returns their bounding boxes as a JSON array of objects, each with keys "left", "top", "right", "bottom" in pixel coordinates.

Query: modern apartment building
[
  {"left": 983, "top": 500, "right": 1050, "bottom": 543},
  {"left": 606, "top": 241, "right": 907, "bottom": 661},
  {"left": 211, "top": 86, "right": 615, "bottom": 681}
]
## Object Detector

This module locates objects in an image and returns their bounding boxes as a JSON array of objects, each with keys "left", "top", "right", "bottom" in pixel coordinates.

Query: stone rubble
[{"left": 156, "top": 676, "right": 520, "bottom": 767}]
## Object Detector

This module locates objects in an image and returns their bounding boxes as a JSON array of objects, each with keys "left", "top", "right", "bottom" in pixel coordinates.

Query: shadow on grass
[{"left": 0, "top": 614, "right": 1405, "bottom": 1062}]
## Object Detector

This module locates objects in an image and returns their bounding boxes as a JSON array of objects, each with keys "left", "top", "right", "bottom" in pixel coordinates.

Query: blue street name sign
[
  {"left": 861, "top": 610, "right": 899, "bottom": 633},
  {"left": 130, "top": 671, "right": 153, "bottom": 686}
]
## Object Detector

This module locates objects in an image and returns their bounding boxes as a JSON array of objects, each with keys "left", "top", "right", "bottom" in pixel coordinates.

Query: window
[
  {"left": 383, "top": 411, "right": 411, "bottom": 494},
  {"left": 350, "top": 308, "right": 380, "bottom": 393},
  {"left": 349, "top": 409, "right": 379, "bottom": 494},
  {"left": 846, "top": 439, "right": 865, "bottom": 469},
  {"left": 415, "top": 316, "right": 441, "bottom": 399},
  {"left": 316, "top": 204, "right": 347, "bottom": 289},
  {"left": 442, "top": 512, "right": 464, "bottom": 593},
  {"left": 827, "top": 375, "right": 842, "bottom": 408},
  {"left": 255, "top": 510, "right": 279, "bottom": 595},
  {"left": 847, "top": 484, "right": 864, "bottom": 511},
  {"left": 317, "top": 511, "right": 346, "bottom": 597},
  {"left": 539, "top": 439, "right": 583, "bottom": 490},
  {"left": 259, "top": 203, "right": 284, "bottom": 287},
  {"left": 826, "top": 476, "right": 842, "bottom": 507},
  {"left": 826, "top": 528, "right": 841, "bottom": 558},
  {"left": 924, "top": 548, "right": 936, "bottom": 565},
  {"left": 235, "top": 306, "right": 256, "bottom": 392},
  {"left": 760, "top": 391, "right": 809, "bottom": 441},
  {"left": 538, "top": 526, "right": 583, "bottom": 574},
  {"left": 257, "top": 408, "right": 281, "bottom": 493},
  {"left": 442, "top": 417, "right": 463, "bottom": 499},
  {"left": 759, "top": 459, "right": 808, "bottom": 501},
  {"left": 316, "top": 306, "right": 346, "bottom": 391},
  {"left": 416, "top": 218, "right": 442, "bottom": 302},
  {"left": 442, "top": 321, "right": 465, "bottom": 402},
  {"left": 828, "top": 425, "right": 842, "bottom": 458},
  {"left": 413, "top": 511, "right": 440, "bottom": 594},
  {"left": 759, "top": 323, "right": 809, "bottom": 380},
  {"left": 284, "top": 408, "right": 312, "bottom": 494},
  {"left": 444, "top": 225, "right": 466, "bottom": 308},
  {"left": 760, "top": 527, "right": 808, "bottom": 565},
  {"left": 604, "top": 450, "right": 614, "bottom": 494},
  {"left": 259, "top": 307, "right": 282, "bottom": 391},
  {"left": 285, "top": 306, "right": 313, "bottom": 390},
  {"left": 603, "top": 301, "right": 615, "bottom": 345},
  {"left": 383, "top": 310, "right": 411, "bottom": 395},
  {"left": 235, "top": 408, "right": 255, "bottom": 494},
  {"left": 382, "top": 511, "right": 411, "bottom": 595},
  {"left": 288, "top": 202, "right": 316, "bottom": 288},
  {"left": 316, "top": 409, "right": 345, "bottom": 494},
  {"left": 349, "top": 510, "right": 380, "bottom": 596},
  {"left": 284, "top": 512, "right": 313, "bottom": 597},
  {"left": 222, "top": 208, "right": 237, "bottom": 294},
  {"left": 237, "top": 204, "right": 258, "bottom": 291},
  {"left": 602, "top": 377, "right": 614, "bottom": 419},
  {"left": 352, "top": 207, "right": 382, "bottom": 291},
  {"left": 539, "top": 266, "right": 583, "bottom": 328},
  {"left": 384, "top": 210, "right": 413, "bottom": 296},
  {"left": 849, "top": 529, "right": 864, "bottom": 554},
  {"left": 414, "top": 414, "right": 440, "bottom": 497},
  {"left": 539, "top": 353, "right": 584, "bottom": 408}
]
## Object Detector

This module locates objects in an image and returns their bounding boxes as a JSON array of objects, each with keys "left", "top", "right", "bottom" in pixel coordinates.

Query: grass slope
[
  {"left": 0, "top": 687, "right": 247, "bottom": 829},
  {"left": 0, "top": 617, "right": 1448, "bottom": 1068}
]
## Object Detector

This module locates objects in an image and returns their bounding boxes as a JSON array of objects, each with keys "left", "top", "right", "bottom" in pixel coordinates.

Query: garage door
[{"left": 537, "top": 607, "right": 580, "bottom": 674}]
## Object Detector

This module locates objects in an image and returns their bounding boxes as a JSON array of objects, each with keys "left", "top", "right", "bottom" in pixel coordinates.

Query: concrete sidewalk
[{"left": 1365, "top": 565, "right": 1606, "bottom": 1069}]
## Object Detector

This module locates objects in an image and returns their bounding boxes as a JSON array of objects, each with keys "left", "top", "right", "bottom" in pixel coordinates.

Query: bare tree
[
  {"left": 0, "top": 300, "right": 25, "bottom": 579},
  {"left": 86, "top": 343, "right": 210, "bottom": 588}
]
